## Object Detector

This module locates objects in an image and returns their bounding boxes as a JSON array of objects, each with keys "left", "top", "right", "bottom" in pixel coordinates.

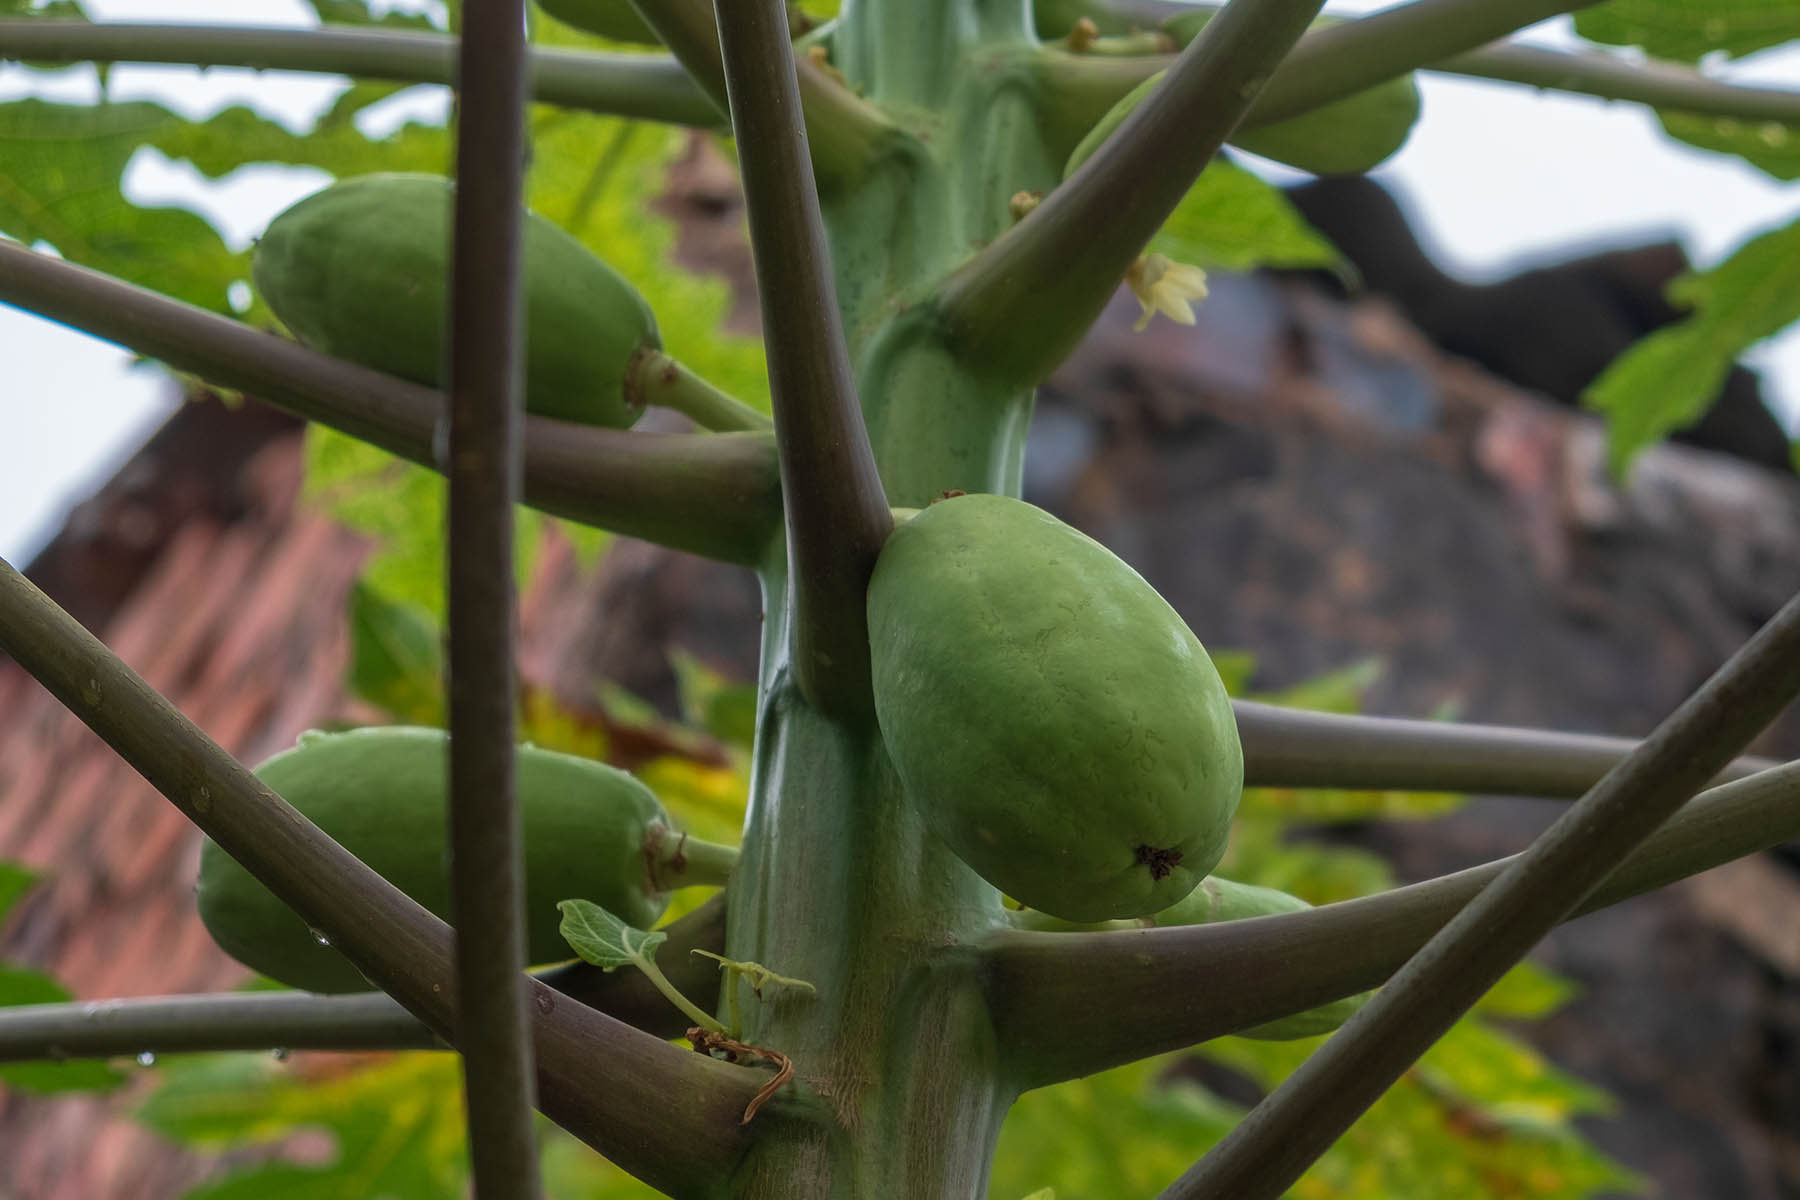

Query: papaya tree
[{"left": 1, "top": 0, "right": 1799, "bottom": 1197}]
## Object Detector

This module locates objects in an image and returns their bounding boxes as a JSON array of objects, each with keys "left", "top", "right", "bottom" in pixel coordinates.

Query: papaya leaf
[
  {"left": 1254, "top": 656, "right": 1385, "bottom": 715},
  {"left": 1243, "top": 782, "right": 1465, "bottom": 823},
  {"left": 540, "top": 1125, "right": 665, "bottom": 1197},
  {"left": 0, "top": 98, "right": 243, "bottom": 311},
  {"left": 670, "top": 649, "right": 759, "bottom": 750},
  {"left": 1474, "top": 961, "right": 1581, "bottom": 1021},
  {"left": 1585, "top": 213, "right": 1800, "bottom": 474},
  {"left": 1575, "top": 0, "right": 1800, "bottom": 62},
  {"left": 306, "top": 0, "right": 441, "bottom": 30},
  {"left": 0, "top": 861, "right": 35, "bottom": 919},
  {"left": 1206, "top": 648, "right": 1258, "bottom": 698},
  {"left": 558, "top": 899, "right": 725, "bottom": 1032},
  {"left": 345, "top": 581, "right": 445, "bottom": 726},
  {"left": 1220, "top": 819, "right": 1395, "bottom": 905},
  {"left": 148, "top": 100, "right": 449, "bottom": 182},
  {"left": 557, "top": 898, "right": 667, "bottom": 971},
  {"left": 1202, "top": 1025, "right": 1640, "bottom": 1199},
  {"left": 633, "top": 755, "right": 751, "bottom": 844},
  {"left": 302, "top": 428, "right": 450, "bottom": 617},
  {"left": 1657, "top": 110, "right": 1800, "bottom": 180},
  {"left": 139, "top": 1052, "right": 469, "bottom": 1197},
  {"left": 0, "top": 867, "right": 125, "bottom": 1094},
  {"left": 1148, "top": 159, "right": 1339, "bottom": 275},
  {"left": 0, "top": 966, "right": 125, "bottom": 1093},
  {"left": 0, "top": 0, "right": 87, "bottom": 13},
  {"left": 524, "top": 113, "right": 770, "bottom": 415},
  {"left": 990, "top": 1055, "right": 1241, "bottom": 1199}
]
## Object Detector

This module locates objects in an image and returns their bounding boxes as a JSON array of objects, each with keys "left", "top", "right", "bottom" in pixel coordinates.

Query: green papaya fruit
[
  {"left": 1011, "top": 874, "right": 1369, "bottom": 1038},
  {"left": 1066, "top": 11, "right": 1420, "bottom": 178},
  {"left": 536, "top": 0, "right": 659, "bottom": 45},
  {"left": 868, "top": 493, "right": 1243, "bottom": 922},
  {"left": 252, "top": 173, "right": 658, "bottom": 429},
  {"left": 197, "top": 726, "right": 672, "bottom": 993}
]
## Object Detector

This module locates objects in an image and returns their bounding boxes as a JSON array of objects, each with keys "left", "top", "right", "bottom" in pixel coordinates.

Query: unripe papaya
[
  {"left": 196, "top": 726, "right": 672, "bottom": 993},
  {"left": 1011, "top": 875, "right": 1368, "bottom": 1038},
  {"left": 1066, "top": 12, "right": 1420, "bottom": 178},
  {"left": 252, "top": 173, "right": 658, "bottom": 429},
  {"left": 536, "top": 0, "right": 659, "bottom": 45},
  {"left": 868, "top": 494, "right": 1242, "bottom": 922}
]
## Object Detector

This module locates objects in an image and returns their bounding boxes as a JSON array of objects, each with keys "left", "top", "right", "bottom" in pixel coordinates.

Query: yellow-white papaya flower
[{"left": 1124, "top": 252, "right": 1208, "bottom": 331}]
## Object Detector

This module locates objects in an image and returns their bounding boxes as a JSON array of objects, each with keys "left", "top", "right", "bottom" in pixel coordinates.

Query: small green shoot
[
  {"left": 556, "top": 899, "right": 725, "bottom": 1036},
  {"left": 691, "top": 949, "right": 817, "bottom": 1038}
]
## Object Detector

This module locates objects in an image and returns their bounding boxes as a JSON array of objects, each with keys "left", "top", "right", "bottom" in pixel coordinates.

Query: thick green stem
[
  {"left": 0, "top": 241, "right": 783, "bottom": 565},
  {"left": 0, "top": 21, "right": 718, "bottom": 125}
]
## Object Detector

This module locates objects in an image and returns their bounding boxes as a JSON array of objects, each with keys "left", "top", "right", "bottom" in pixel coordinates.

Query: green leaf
[
  {"left": 0, "top": 99, "right": 243, "bottom": 311},
  {"left": 0, "top": 0, "right": 80, "bottom": 13},
  {"left": 0, "top": 862, "right": 37, "bottom": 921},
  {"left": 1657, "top": 110, "right": 1800, "bottom": 180},
  {"left": 302, "top": 427, "right": 453, "bottom": 617},
  {"left": 346, "top": 581, "right": 445, "bottom": 726},
  {"left": 1254, "top": 657, "right": 1385, "bottom": 715},
  {"left": 990, "top": 1056, "right": 1241, "bottom": 1199},
  {"left": 0, "top": 966, "right": 125, "bottom": 1094},
  {"left": 1150, "top": 159, "right": 1340, "bottom": 274},
  {"left": 1201, "top": 1028, "right": 1642, "bottom": 1199},
  {"left": 1206, "top": 648, "right": 1257, "bottom": 698},
  {"left": 526, "top": 115, "right": 771, "bottom": 415},
  {"left": 149, "top": 100, "right": 449, "bottom": 183},
  {"left": 1477, "top": 961, "right": 1581, "bottom": 1021},
  {"left": 670, "top": 650, "right": 759, "bottom": 750},
  {"left": 307, "top": 0, "right": 441, "bottom": 29},
  {"left": 140, "top": 1053, "right": 469, "bottom": 1197},
  {"left": 1575, "top": 0, "right": 1800, "bottom": 62},
  {"left": 557, "top": 898, "right": 667, "bottom": 970},
  {"left": 1584, "top": 213, "right": 1800, "bottom": 474}
]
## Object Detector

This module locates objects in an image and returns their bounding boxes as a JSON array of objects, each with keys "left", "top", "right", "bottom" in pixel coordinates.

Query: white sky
[{"left": 1, "top": 3, "right": 1797, "bottom": 565}]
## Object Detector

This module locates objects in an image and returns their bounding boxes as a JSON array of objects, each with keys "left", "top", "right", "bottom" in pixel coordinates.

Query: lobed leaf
[
  {"left": 1657, "top": 110, "right": 1800, "bottom": 180},
  {"left": 0, "top": 98, "right": 242, "bottom": 311},
  {"left": 1575, "top": 0, "right": 1800, "bottom": 63},
  {"left": 1151, "top": 159, "right": 1340, "bottom": 275},
  {"left": 1584, "top": 213, "right": 1800, "bottom": 474}
]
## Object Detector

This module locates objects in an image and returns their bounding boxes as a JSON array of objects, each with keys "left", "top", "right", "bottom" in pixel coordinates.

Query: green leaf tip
[{"left": 556, "top": 898, "right": 667, "bottom": 971}]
